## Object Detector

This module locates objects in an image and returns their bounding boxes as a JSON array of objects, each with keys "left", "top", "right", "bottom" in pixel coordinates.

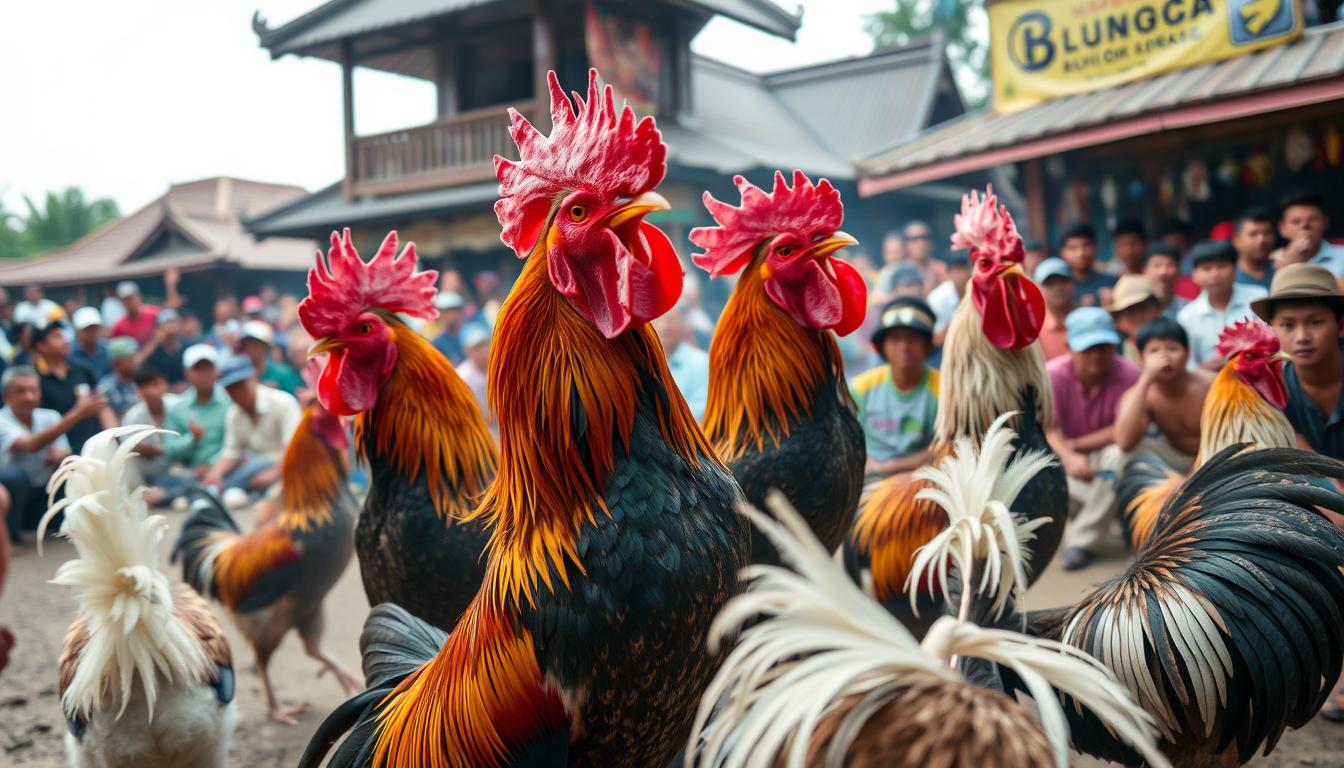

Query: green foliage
[
  {"left": 0, "top": 187, "right": 120, "bottom": 259},
  {"left": 866, "top": 0, "right": 989, "bottom": 106}
]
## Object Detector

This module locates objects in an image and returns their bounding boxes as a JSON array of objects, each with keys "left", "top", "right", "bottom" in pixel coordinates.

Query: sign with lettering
[{"left": 989, "top": 0, "right": 1302, "bottom": 112}]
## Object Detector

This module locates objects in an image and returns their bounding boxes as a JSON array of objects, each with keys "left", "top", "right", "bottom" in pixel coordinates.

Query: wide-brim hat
[
  {"left": 1106, "top": 274, "right": 1159, "bottom": 314},
  {"left": 1251, "top": 263, "right": 1344, "bottom": 321}
]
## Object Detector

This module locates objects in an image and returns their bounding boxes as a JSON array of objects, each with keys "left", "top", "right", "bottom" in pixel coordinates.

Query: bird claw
[{"left": 269, "top": 703, "right": 307, "bottom": 725}]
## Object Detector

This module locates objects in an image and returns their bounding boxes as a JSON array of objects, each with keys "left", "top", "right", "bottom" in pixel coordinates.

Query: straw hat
[
  {"left": 1106, "top": 275, "right": 1158, "bottom": 314},
  {"left": 1250, "top": 263, "right": 1344, "bottom": 322}
]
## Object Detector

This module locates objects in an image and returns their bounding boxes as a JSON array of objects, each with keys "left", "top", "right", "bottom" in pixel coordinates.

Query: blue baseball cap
[
  {"left": 216, "top": 355, "right": 256, "bottom": 388},
  {"left": 1065, "top": 307, "right": 1122, "bottom": 352},
  {"left": 1033, "top": 257, "right": 1072, "bottom": 284}
]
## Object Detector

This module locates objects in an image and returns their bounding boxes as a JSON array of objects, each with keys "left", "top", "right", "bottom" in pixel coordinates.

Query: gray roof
[
  {"left": 248, "top": 180, "right": 499, "bottom": 237},
  {"left": 860, "top": 20, "right": 1344, "bottom": 186}
]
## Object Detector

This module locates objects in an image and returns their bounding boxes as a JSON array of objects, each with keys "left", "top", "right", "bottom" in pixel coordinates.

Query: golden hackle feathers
[
  {"left": 689, "top": 493, "right": 1168, "bottom": 768},
  {"left": 39, "top": 426, "right": 212, "bottom": 722},
  {"left": 1197, "top": 360, "right": 1296, "bottom": 461},
  {"left": 906, "top": 412, "right": 1056, "bottom": 620},
  {"left": 278, "top": 406, "right": 349, "bottom": 532}
]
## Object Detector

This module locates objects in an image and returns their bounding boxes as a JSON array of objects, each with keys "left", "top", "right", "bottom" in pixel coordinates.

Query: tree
[
  {"left": 0, "top": 201, "right": 24, "bottom": 260},
  {"left": 19, "top": 188, "right": 119, "bottom": 256},
  {"left": 866, "top": 0, "right": 989, "bottom": 107}
]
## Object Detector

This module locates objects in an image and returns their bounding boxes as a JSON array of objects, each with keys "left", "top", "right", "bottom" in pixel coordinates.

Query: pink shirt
[
  {"left": 110, "top": 305, "right": 160, "bottom": 345},
  {"left": 1047, "top": 354, "right": 1139, "bottom": 439}
]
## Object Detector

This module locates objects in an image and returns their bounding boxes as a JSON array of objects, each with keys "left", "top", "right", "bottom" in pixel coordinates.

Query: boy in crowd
[
  {"left": 851, "top": 298, "right": 940, "bottom": 482},
  {"left": 1233, "top": 206, "right": 1276, "bottom": 289},
  {"left": 1276, "top": 189, "right": 1344, "bottom": 276},
  {"left": 1107, "top": 275, "right": 1163, "bottom": 362},
  {"left": 204, "top": 355, "right": 302, "bottom": 504},
  {"left": 1110, "top": 219, "right": 1148, "bottom": 276},
  {"left": 1143, "top": 243, "right": 1187, "bottom": 319},
  {"left": 1113, "top": 317, "right": 1210, "bottom": 473},
  {"left": 164, "top": 344, "right": 230, "bottom": 479},
  {"left": 1059, "top": 223, "right": 1116, "bottom": 307},
  {"left": 1177, "top": 240, "right": 1267, "bottom": 371},
  {"left": 1034, "top": 257, "right": 1075, "bottom": 361},
  {"left": 96, "top": 336, "right": 141, "bottom": 417},
  {"left": 122, "top": 366, "right": 191, "bottom": 506},
  {"left": 1047, "top": 307, "right": 1140, "bottom": 570}
]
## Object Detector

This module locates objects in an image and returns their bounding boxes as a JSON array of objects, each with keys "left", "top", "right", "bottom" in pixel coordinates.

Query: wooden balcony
[{"left": 347, "top": 99, "right": 544, "bottom": 198}]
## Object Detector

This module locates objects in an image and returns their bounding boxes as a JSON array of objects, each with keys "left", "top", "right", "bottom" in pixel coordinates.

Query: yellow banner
[{"left": 990, "top": 0, "right": 1303, "bottom": 112}]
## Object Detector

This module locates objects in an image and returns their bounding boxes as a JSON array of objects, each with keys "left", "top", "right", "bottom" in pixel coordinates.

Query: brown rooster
[
  {"left": 842, "top": 188, "right": 1064, "bottom": 637},
  {"left": 1117, "top": 318, "right": 1294, "bottom": 548},
  {"left": 300, "top": 229, "right": 499, "bottom": 631},
  {"left": 174, "top": 402, "right": 359, "bottom": 724},
  {"left": 300, "top": 68, "right": 745, "bottom": 768},
  {"left": 691, "top": 170, "right": 866, "bottom": 563}
]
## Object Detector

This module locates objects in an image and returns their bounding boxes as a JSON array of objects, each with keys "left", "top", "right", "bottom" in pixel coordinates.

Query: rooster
[
  {"left": 300, "top": 228, "right": 498, "bottom": 631},
  {"left": 300, "top": 68, "right": 746, "bottom": 768},
  {"left": 173, "top": 402, "right": 359, "bottom": 724},
  {"left": 1117, "top": 318, "right": 1294, "bottom": 548},
  {"left": 690, "top": 170, "right": 866, "bottom": 563},
  {"left": 0, "top": 518, "right": 11, "bottom": 676},
  {"left": 842, "top": 188, "right": 1064, "bottom": 637},
  {"left": 38, "top": 427, "right": 236, "bottom": 767}
]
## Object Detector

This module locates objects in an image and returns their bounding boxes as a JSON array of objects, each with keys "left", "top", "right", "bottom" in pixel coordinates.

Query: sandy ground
[{"left": 2, "top": 512, "right": 1343, "bottom": 766}]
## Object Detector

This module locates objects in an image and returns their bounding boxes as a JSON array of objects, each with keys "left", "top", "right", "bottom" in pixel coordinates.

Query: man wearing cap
[
  {"left": 164, "top": 344, "right": 230, "bottom": 474},
  {"left": 1106, "top": 275, "right": 1163, "bottom": 362},
  {"left": 1047, "top": 307, "right": 1140, "bottom": 570},
  {"left": 204, "top": 355, "right": 303, "bottom": 498},
  {"left": 141, "top": 308, "right": 186, "bottom": 388},
  {"left": 239, "top": 320, "right": 302, "bottom": 395},
  {"left": 32, "top": 319, "right": 113, "bottom": 453},
  {"left": 456, "top": 324, "right": 493, "bottom": 425},
  {"left": 850, "top": 298, "right": 939, "bottom": 482},
  {"left": 69, "top": 306, "right": 110, "bottom": 380},
  {"left": 927, "top": 249, "right": 970, "bottom": 347},
  {"left": 431, "top": 292, "right": 468, "bottom": 364},
  {"left": 109, "top": 281, "right": 160, "bottom": 345},
  {"left": 1034, "top": 257, "right": 1075, "bottom": 361},
  {"left": 95, "top": 337, "right": 142, "bottom": 418},
  {"left": 1177, "top": 239, "right": 1267, "bottom": 371}
]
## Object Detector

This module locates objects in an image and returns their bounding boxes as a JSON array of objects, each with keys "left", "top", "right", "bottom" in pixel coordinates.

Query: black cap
[
  {"left": 33, "top": 318, "right": 68, "bottom": 343},
  {"left": 871, "top": 297, "right": 935, "bottom": 346},
  {"left": 1188, "top": 239, "right": 1236, "bottom": 267}
]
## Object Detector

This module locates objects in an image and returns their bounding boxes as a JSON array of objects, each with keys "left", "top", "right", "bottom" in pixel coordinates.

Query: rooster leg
[
  {"left": 258, "top": 651, "right": 306, "bottom": 725},
  {"left": 301, "top": 629, "right": 363, "bottom": 695}
]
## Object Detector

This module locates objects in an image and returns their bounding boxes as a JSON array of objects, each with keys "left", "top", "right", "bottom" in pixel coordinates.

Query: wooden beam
[
  {"left": 1023, "top": 158, "right": 1048, "bottom": 244},
  {"left": 532, "top": 1, "right": 555, "bottom": 131},
  {"left": 435, "top": 43, "right": 458, "bottom": 118},
  {"left": 340, "top": 39, "right": 357, "bottom": 202}
]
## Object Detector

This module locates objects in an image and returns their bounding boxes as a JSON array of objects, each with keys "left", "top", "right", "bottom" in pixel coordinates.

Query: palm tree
[{"left": 19, "top": 187, "right": 119, "bottom": 256}]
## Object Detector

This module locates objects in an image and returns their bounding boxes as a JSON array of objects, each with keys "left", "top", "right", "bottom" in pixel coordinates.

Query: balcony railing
[{"left": 348, "top": 99, "right": 544, "bottom": 197}]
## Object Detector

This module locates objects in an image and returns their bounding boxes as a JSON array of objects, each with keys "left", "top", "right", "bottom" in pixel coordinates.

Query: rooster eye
[
  {"left": 568, "top": 205, "right": 588, "bottom": 222},
  {"left": 360, "top": 322, "right": 373, "bottom": 335},
  {"left": 778, "top": 246, "right": 794, "bottom": 257},
  {"left": 978, "top": 258, "right": 992, "bottom": 270}
]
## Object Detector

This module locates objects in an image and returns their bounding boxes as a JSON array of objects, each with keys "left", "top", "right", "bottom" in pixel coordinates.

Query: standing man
[
  {"left": 1143, "top": 243, "right": 1188, "bottom": 320},
  {"left": 1047, "top": 307, "right": 1140, "bottom": 570},
  {"left": 652, "top": 305, "right": 709, "bottom": 421},
  {"left": 851, "top": 298, "right": 940, "bottom": 482},
  {"left": 1232, "top": 207, "right": 1276, "bottom": 289},
  {"left": 1034, "top": 258, "right": 1075, "bottom": 361},
  {"left": 1276, "top": 190, "right": 1344, "bottom": 276},
  {"left": 1109, "top": 219, "right": 1148, "bottom": 276},
  {"left": 1113, "top": 317, "right": 1210, "bottom": 471},
  {"left": 164, "top": 344, "right": 230, "bottom": 479},
  {"left": 1059, "top": 223, "right": 1117, "bottom": 307},
  {"left": 203, "top": 356, "right": 302, "bottom": 503},
  {"left": 109, "top": 281, "right": 160, "bottom": 345},
  {"left": 1177, "top": 240, "right": 1267, "bottom": 371},
  {"left": 32, "top": 319, "right": 113, "bottom": 453},
  {"left": 69, "top": 307, "right": 110, "bottom": 380}
]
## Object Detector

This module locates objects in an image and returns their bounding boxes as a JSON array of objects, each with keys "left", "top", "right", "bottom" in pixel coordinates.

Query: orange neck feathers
[
  {"left": 277, "top": 408, "right": 349, "bottom": 532},
  {"left": 474, "top": 245, "right": 714, "bottom": 608},
  {"left": 356, "top": 320, "right": 499, "bottom": 520},
  {"left": 702, "top": 260, "right": 846, "bottom": 460},
  {"left": 1196, "top": 361, "right": 1296, "bottom": 463},
  {"left": 850, "top": 443, "right": 953, "bottom": 600}
]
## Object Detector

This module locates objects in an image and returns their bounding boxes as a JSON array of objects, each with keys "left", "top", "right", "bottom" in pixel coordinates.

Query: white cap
[
  {"left": 461, "top": 324, "right": 490, "bottom": 349},
  {"left": 116, "top": 280, "right": 141, "bottom": 298},
  {"left": 183, "top": 343, "right": 219, "bottom": 369},
  {"left": 434, "top": 291, "right": 465, "bottom": 310},
  {"left": 72, "top": 306, "right": 103, "bottom": 330},
  {"left": 240, "top": 320, "right": 274, "bottom": 346}
]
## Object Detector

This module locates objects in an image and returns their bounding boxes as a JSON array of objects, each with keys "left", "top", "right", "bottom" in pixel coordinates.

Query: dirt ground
[{"left": 3, "top": 512, "right": 1343, "bottom": 767}]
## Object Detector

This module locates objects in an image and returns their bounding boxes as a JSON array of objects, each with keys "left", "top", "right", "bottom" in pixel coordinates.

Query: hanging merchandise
[
  {"left": 1246, "top": 150, "right": 1274, "bottom": 186},
  {"left": 1099, "top": 176, "right": 1118, "bottom": 216},
  {"left": 1217, "top": 156, "right": 1240, "bottom": 186},
  {"left": 1182, "top": 160, "right": 1210, "bottom": 201},
  {"left": 1159, "top": 174, "right": 1175, "bottom": 207},
  {"left": 1285, "top": 128, "right": 1314, "bottom": 172},
  {"left": 1325, "top": 125, "right": 1343, "bottom": 167}
]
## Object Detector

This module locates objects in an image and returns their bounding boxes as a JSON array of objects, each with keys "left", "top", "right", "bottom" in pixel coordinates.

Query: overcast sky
[{"left": 0, "top": 0, "right": 890, "bottom": 216}]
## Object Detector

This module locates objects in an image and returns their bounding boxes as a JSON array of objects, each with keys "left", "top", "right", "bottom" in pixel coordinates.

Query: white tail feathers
[
  {"left": 907, "top": 411, "right": 1055, "bottom": 619},
  {"left": 688, "top": 493, "right": 1169, "bottom": 768},
  {"left": 39, "top": 426, "right": 210, "bottom": 722}
]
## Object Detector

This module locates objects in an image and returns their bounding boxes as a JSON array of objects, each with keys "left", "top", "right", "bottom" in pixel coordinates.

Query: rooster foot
[
  {"left": 269, "top": 702, "right": 307, "bottom": 725},
  {"left": 317, "top": 663, "right": 365, "bottom": 695}
]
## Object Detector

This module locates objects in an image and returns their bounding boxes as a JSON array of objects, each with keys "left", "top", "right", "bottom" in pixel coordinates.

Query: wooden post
[
  {"left": 341, "top": 39, "right": 357, "bottom": 201},
  {"left": 532, "top": 1, "right": 555, "bottom": 130},
  {"left": 1023, "top": 158, "right": 1048, "bottom": 245},
  {"left": 435, "top": 43, "right": 457, "bottom": 118}
]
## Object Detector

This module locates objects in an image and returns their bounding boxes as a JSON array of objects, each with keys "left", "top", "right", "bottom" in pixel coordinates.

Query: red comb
[
  {"left": 297, "top": 228, "right": 439, "bottom": 339},
  {"left": 689, "top": 170, "right": 843, "bottom": 278},
  {"left": 952, "top": 185, "right": 1024, "bottom": 263},
  {"left": 493, "top": 68, "right": 667, "bottom": 258},
  {"left": 1215, "top": 318, "right": 1279, "bottom": 359}
]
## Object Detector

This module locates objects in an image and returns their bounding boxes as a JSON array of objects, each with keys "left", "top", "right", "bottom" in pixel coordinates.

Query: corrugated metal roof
[
  {"left": 0, "top": 178, "right": 317, "bottom": 287},
  {"left": 859, "top": 21, "right": 1344, "bottom": 185}
]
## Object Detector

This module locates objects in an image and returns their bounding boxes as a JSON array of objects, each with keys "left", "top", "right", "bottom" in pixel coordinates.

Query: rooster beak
[
  {"left": 1273, "top": 350, "right": 1294, "bottom": 362},
  {"left": 998, "top": 262, "right": 1028, "bottom": 279},
  {"left": 606, "top": 191, "right": 671, "bottom": 229},
  {"left": 806, "top": 231, "right": 859, "bottom": 260},
  {"left": 308, "top": 337, "right": 342, "bottom": 357}
]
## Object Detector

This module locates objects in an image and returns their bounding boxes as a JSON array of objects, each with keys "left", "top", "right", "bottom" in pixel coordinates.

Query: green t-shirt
[
  {"left": 261, "top": 360, "right": 304, "bottom": 396},
  {"left": 850, "top": 365, "right": 939, "bottom": 463}
]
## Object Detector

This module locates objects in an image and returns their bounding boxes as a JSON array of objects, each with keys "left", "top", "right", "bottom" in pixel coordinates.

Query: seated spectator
[
  {"left": 203, "top": 355, "right": 302, "bottom": 502},
  {"left": 33, "top": 319, "right": 113, "bottom": 453},
  {"left": 178, "top": 309, "right": 205, "bottom": 347},
  {"left": 1109, "top": 218, "right": 1148, "bottom": 276},
  {"left": 888, "top": 264, "right": 925, "bottom": 299},
  {"left": 69, "top": 306, "right": 110, "bottom": 380},
  {"left": 456, "top": 325, "right": 492, "bottom": 423},
  {"left": 0, "top": 366, "right": 102, "bottom": 543},
  {"left": 1177, "top": 240, "right": 1267, "bottom": 371},
  {"left": 121, "top": 366, "right": 191, "bottom": 507},
  {"left": 653, "top": 305, "right": 709, "bottom": 421},
  {"left": 13, "top": 285, "right": 58, "bottom": 327},
  {"left": 1232, "top": 206, "right": 1276, "bottom": 289},
  {"left": 1275, "top": 189, "right": 1344, "bottom": 276},
  {"left": 1047, "top": 307, "right": 1140, "bottom": 570},
  {"left": 1113, "top": 318, "right": 1209, "bottom": 473},
  {"left": 1059, "top": 223, "right": 1117, "bottom": 307},
  {"left": 1106, "top": 275, "right": 1162, "bottom": 362},
  {"left": 1142, "top": 243, "right": 1187, "bottom": 320},
  {"left": 1034, "top": 258, "right": 1075, "bottom": 361},
  {"left": 928, "top": 248, "right": 970, "bottom": 347},
  {"left": 851, "top": 298, "right": 939, "bottom": 482},
  {"left": 901, "top": 220, "right": 947, "bottom": 296},
  {"left": 240, "top": 320, "right": 302, "bottom": 395},
  {"left": 432, "top": 291, "right": 468, "bottom": 364},
  {"left": 96, "top": 336, "right": 141, "bottom": 418},
  {"left": 142, "top": 308, "right": 186, "bottom": 388},
  {"left": 109, "top": 281, "right": 160, "bottom": 345},
  {"left": 1022, "top": 238, "right": 1047, "bottom": 280},
  {"left": 164, "top": 344, "right": 230, "bottom": 478}
]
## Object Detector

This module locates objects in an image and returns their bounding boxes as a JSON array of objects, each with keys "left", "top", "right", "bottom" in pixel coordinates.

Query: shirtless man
[{"left": 1114, "top": 316, "right": 1212, "bottom": 474}]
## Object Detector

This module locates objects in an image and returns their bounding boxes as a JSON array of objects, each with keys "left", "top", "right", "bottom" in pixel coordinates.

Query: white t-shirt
[
  {"left": 0, "top": 405, "right": 70, "bottom": 486},
  {"left": 220, "top": 385, "right": 302, "bottom": 461},
  {"left": 926, "top": 280, "right": 962, "bottom": 333},
  {"left": 1176, "top": 283, "right": 1268, "bottom": 368},
  {"left": 1310, "top": 241, "right": 1344, "bottom": 277},
  {"left": 14, "top": 298, "right": 59, "bottom": 326}
]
